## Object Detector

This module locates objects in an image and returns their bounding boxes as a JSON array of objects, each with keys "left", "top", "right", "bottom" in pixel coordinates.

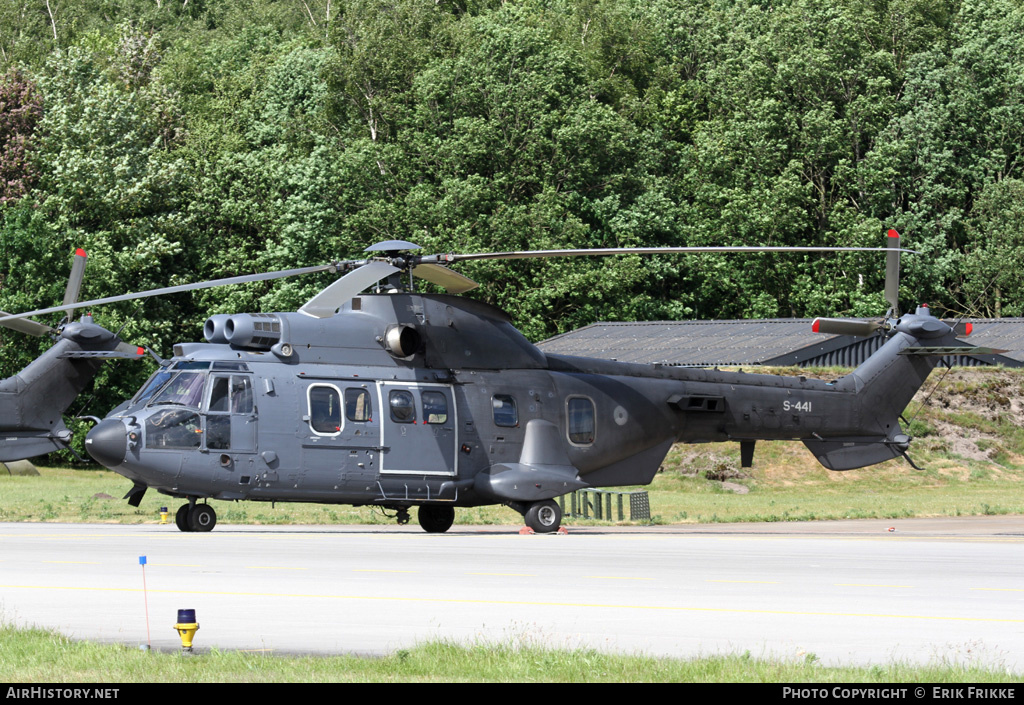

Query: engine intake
[{"left": 209, "top": 313, "right": 284, "bottom": 350}]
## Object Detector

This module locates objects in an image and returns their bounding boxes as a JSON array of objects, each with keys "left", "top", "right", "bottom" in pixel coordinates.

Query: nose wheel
[{"left": 175, "top": 502, "right": 217, "bottom": 532}]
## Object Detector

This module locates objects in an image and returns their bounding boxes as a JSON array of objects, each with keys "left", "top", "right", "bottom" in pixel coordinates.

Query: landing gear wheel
[
  {"left": 189, "top": 503, "right": 217, "bottom": 532},
  {"left": 418, "top": 505, "right": 455, "bottom": 533},
  {"left": 175, "top": 504, "right": 192, "bottom": 532},
  {"left": 524, "top": 499, "right": 562, "bottom": 533}
]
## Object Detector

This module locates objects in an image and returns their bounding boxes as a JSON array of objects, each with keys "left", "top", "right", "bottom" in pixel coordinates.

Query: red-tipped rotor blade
[
  {"left": 63, "top": 248, "right": 88, "bottom": 319},
  {"left": 885, "top": 230, "right": 900, "bottom": 315}
]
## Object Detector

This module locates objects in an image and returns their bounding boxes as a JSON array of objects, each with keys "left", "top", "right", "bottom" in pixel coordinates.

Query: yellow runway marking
[
  {"left": 353, "top": 569, "right": 417, "bottom": 574},
  {"left": 246, "top": 566, "right": 308, "bottom": 571},
  {"left": 586, "top": 576, "right": 654, "bottom": 581},
  {"left": 836, "top": 584, "right": 914, "bottom": 588},
  {"left": 971, "top": 587, "right": 1024, "bottom": 593},
  {"left": 3, "top": 583, "right": 1019, "bottom": 624}
]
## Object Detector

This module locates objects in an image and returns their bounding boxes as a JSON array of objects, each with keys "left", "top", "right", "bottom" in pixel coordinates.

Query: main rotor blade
[
  {"left": 0, "top": 311, "right": 55, "bottom": 337},
  {"left": 812, "top": 317, "right": 884, "bottom": 337},
  {"left": 885, "top": 230, "right": 901, "bottom": 315},
  {"left": 0, "top": 263, "right": 339, "bottom": 325},
  {"left": 299, "top": 261, "right": 400, "bottom": 318},
  {"left": 62, "top": 248, "right": 88, "bottom": 321},
  {"left": 421, "top": 245, "right": 915, "bottom": 265},
  {"left": 412, "top": 263, "right": 479, "bottom": 294}
]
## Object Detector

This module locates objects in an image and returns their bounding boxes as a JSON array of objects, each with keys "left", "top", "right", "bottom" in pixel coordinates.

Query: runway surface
[{"left": 1, "top": 517, "right": 1022, "bottom": 668}]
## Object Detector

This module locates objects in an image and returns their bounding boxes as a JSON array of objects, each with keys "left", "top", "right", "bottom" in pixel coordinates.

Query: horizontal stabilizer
[{"left": 898, "top": 346, "right": 1008, "bottom": 357}]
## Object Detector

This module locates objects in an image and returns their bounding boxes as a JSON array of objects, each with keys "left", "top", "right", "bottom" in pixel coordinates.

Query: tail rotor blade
[
  {"left": 812, "top": 317, "right": 884, "bottom": 337},
  {"left": 885, "top": 229, "right": 900, "bottom": 315}
]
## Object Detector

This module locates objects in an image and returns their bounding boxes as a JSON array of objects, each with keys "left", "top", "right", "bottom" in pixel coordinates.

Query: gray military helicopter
[
  {"left": 0, "top": 249, "right": 143, "bottom": 463},
  {"left": 0, "top": 234, "right": 989, "bottom": 532}
]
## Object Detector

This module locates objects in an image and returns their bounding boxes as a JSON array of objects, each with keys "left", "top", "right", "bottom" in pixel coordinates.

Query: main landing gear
[
  {"left": 418, "top": 505, "right": 455, "bottom": 533},
  {"left": 507, "top": 499, "right": 563, "bottom": 533},
  {"left": 523, "top": 499, "right": 562, "bottom": 533},
  {"left": 175, "top": 501, "right": 217, "bottom": 532}
]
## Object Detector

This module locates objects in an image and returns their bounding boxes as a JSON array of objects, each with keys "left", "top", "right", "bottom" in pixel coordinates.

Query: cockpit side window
[
  {"left": 208, "top": 376, "right": 230, "bottom": 413},
  {"left": 145, "top": 409, "right": 202, "bottom": 449},
  {"left": 231, "top": 376, "right": 253, "bottom": 414}
]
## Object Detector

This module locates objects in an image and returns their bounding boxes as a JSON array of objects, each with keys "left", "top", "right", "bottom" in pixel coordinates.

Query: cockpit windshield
[
  {"left": 132, "top": 369, "right": 175, "bottom": 406},
  {"left": 148, "top": 372, "right": 207, "bottom": 408}
]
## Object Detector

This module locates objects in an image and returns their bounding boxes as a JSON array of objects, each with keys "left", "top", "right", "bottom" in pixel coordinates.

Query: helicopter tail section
[
  {"left": 804, "top": 304, "right": 984, "bottom": 471},
  {"left": 0, "top": 317, "right": 142, "bottom": 456}
]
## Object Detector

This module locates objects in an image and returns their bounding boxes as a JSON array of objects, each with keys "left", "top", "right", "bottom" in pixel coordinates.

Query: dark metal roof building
[{"left": 537, "top": 318, "right": 1024, "bottom": 368}]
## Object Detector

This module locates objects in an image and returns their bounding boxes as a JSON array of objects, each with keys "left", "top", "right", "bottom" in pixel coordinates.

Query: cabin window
[
  {"left": 422, "top": 391, "right": 448, "bottom": 424},
  {"left": 389, "top": 390, "right": 416, "bottom": 423},
  {"left": 492, "top": 394, "right": 518, "bottom": 427},
  {"left": 145, "top": 409, "right": 202, "bottom": 449},
  {"left": 567, "top": 397, "right": 595, "bottom": 445},
  {"left": 309, "top": 385, "right": 342, "bottom": 434},
  {"left": 345, "top": 388, "right": 372, "bottom": 422}
]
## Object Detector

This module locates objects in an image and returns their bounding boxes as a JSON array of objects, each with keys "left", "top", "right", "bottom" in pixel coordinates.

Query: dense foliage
[{"left": 1, "top": 0, "right": 1023, "bottom": 425}]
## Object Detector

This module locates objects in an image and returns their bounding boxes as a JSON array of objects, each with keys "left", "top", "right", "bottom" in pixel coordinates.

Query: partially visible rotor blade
[
  {"left": 62, "top": 248, "right": 88, "bottom": 321},
  {"left": 952, "top": 321, "right": 973, "bottom": 337},
  {"left": 885, "top": 230, "right": 901, "bottom": 315},
  {"left": 812, "top": 317, "right": 884, "bottom": 337},
  {"left": 299, "top": 261, "right": 400, "bottom": 318},
  {"left": 0, "top": 311, "right": 55, "bottom": 337},
  {"left": 412, "top": 263, "right": 479, "bottom": 294},
  {"left": 0, "top": 263, "right": 340, "bottom": 326},
  {"left": 421, "top": 245, "right": 916, "bottom": 265}
]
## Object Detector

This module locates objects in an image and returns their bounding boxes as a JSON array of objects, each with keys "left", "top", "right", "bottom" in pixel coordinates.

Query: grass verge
[{"left": 2, "top": 624, "right": 1020, "bottom": 682}]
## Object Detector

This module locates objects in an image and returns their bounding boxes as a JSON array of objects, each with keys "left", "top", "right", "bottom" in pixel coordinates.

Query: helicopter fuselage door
[
  {"left": 377, "top": 381, "right": 457, "bottom": 477},
  {"left": 204, "top": 373, "right": 257, "bottom": 453}
]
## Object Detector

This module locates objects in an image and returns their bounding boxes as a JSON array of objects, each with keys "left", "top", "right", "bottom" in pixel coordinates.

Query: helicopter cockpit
[{"left": 128, "top": 361, "right": 255, "bottom": 452}]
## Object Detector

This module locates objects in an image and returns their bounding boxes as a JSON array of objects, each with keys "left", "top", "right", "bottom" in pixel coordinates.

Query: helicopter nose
[{"left": 86, "top": 419, "right": 128, "bottom": 468}]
